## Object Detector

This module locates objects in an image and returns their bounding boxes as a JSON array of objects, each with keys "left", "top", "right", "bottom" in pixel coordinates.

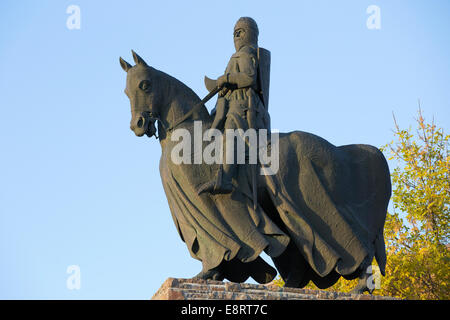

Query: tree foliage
[{"left": 380, "top": 108, "right": 449, "bottom": 299}]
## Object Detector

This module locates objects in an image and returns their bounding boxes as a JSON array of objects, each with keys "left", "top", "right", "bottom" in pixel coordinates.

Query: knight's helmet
[
  {"left": 234, "top": 17, "right": 271, "bottom": 130},
  {"left": 234, "top": 17, "right": 259, "bottom": 49}
]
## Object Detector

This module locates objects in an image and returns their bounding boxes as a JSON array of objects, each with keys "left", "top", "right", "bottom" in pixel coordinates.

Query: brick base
[{"left": 151, "top": 278, "right": 397, "bottom": 300}]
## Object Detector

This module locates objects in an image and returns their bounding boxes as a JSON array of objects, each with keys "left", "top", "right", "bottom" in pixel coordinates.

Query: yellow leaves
[
  {"left": 380, "top": 108, "right": 449, "bottom": 300},
  {"left": 418, "top": 247, "right": 428, "bottom": 255},
  {"left": 271, "top": 276, "right": 285, "bottom": 288}
]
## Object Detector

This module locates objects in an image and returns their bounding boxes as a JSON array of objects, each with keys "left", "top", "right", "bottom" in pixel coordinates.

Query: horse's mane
[
  {"left": 154, "top": 68, "right": 208, "bottom": 115},
  {"left": 151, "top": 67, "right": 212, "bottom": 139}
]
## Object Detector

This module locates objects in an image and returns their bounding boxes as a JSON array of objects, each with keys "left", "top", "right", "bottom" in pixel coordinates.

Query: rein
[{"left": 146, "top": 86, "right": 222, "bottom": 139}]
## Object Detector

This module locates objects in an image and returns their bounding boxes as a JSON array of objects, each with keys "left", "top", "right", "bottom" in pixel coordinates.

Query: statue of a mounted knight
[{"left": 119, "top": 17, "right": 391, "bottom": 294}]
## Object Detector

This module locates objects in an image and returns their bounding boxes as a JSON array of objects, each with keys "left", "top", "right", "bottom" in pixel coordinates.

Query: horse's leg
[
  {"left": 350, "top": 268, "right": 374, "bottom": 295},
  {"left": 272, "top": 241, "right": 309, "bottom": 288},
  {"left": 198, "top": 257, "right": 275, "bottom": 284},
  {"left": 257, "top": 188, "right": 308, "bottom": 287},
  {"left": 349, "top": 256, "right": 380, "bottom": 295},
  {"left": 246, "top": 256, "right": 277, "bottom": 284},
  {"left": 308, "top": 269, "right": 340, "bottom": 289},
  {"left": 193, "top": 264, "right": 225, "bottom": 281}
]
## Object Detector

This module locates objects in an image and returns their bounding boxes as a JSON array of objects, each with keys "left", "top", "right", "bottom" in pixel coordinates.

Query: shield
[{"left": 257, "top": 47, "right": 271, "bottom": 110}]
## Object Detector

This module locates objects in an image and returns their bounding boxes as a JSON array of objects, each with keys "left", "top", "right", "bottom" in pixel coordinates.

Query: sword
[{"left": 247, "top": 93, "right": 259, "bottom": 210}]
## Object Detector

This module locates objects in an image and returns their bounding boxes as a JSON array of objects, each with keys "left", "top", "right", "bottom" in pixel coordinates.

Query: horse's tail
[
  {"left": 374, "top": 146, "right": 391, "bottom": 277},
  {"left": 374, "top": 231, "right": 386, "bottom": 276}
]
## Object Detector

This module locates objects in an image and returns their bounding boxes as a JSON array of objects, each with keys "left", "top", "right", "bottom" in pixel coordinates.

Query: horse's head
[{"left": 120, "top": 50, "right": 162, "bottom": 138}]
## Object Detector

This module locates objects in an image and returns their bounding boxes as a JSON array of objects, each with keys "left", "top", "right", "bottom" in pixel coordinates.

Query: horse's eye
[{"left": 139, "top": 80, "right": 151, "bottom": 91}]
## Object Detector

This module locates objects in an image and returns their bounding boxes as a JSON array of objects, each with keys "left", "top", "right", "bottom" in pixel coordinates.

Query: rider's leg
[{"left": 197, "top": 118, "right": 238, "bottom": 195}]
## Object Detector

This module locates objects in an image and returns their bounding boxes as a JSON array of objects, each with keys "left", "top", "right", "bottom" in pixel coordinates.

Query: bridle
[{"left": 133, "top": 85, "right": 222, "bottom": 139}]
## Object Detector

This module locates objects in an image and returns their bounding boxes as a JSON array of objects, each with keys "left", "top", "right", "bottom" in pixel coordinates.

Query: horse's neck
[{"left": 158, "top": 73, "right": 211, "bottom": 139}]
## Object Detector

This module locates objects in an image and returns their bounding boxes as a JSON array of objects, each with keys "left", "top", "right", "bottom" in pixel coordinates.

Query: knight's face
[{"left": 234, "top": 26, "right": 252, "bottom": 51}]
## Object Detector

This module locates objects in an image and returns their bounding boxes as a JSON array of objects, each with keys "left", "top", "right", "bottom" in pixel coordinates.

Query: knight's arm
[{"left": 226, "top": 53, "right": 258, "bottom": 89}]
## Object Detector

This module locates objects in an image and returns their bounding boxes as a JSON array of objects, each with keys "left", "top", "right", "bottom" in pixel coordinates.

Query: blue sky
[{"left": 0, "top": 0, "right": 449, "bottom": 299}]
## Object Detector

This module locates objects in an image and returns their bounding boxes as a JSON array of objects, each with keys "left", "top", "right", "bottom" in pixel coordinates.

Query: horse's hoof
[
  {"left": 251, "top": 267, "right": 277, "bottom": 284},
  {"left": 284, "top": 273, "right": 303, "bottom": 288},
  {"left": 350, "top": 283, "right": 373, "bottom": 295},
  {"left": 350, "top": 269, "right": 375, "bottom": 295},
  {"left": 193, "top": 269, "right": 224, "bottom": 281},
  {"left": 248, "top": 258, "right": 278, "bottom": 284},
  {"left": 350, "top": 287, "right": 366, "bottom": 295}
]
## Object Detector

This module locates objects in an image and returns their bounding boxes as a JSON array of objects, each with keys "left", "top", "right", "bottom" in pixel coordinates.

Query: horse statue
[{"left": 119, "top": 50, "right": 391, "bottom": 294}]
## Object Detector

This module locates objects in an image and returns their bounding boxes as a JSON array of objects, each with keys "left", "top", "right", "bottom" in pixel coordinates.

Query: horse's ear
[
  {"left": 119, "top": 57, "right": 132, "bottom": 72},
  {"left": 131, "top": 50, "right": 148, "bottom": 66}
]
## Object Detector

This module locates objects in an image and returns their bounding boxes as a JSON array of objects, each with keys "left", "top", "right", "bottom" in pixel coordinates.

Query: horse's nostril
[{"left": 137, "top": 117, "right": 144, "bottom": 128}]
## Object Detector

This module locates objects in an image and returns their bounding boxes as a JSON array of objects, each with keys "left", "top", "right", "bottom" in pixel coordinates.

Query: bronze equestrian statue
[{"left": 119, "top": 17, "right": 391, "bottom": 294}]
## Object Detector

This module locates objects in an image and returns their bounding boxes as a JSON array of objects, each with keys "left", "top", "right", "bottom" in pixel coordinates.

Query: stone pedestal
[{"left": 152, "top": 278, "right": 397, "bottom": 300}]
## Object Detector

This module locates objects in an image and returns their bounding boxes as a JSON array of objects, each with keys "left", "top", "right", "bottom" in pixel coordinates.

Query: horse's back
[{"left": 278, "top": 130, "right": 391, "bottom": 215}]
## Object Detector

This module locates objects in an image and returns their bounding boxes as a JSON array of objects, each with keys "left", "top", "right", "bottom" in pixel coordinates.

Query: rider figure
[{"left": 198, "top": 17, "right": 270, "bottom": 195}]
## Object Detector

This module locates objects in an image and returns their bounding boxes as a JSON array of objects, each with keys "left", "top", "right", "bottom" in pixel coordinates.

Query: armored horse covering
[{"left": 159, "top": 121, "right": 391, "bottom": 286}]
